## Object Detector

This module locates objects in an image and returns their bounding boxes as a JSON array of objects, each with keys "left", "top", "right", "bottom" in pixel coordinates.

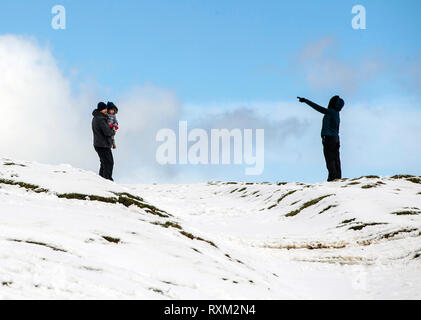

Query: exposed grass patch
[
  {"left": 113, "top": 192, "right": 144, "bottom": 202},
  {"left": 350, "top": 175, "right": 380, "bottom": 181},
  {"left": 2, "top": 281, "right": 12, "bottom": 286},
  {"left": 117, "top": 195, "right": 169, "bottom": 217},
  {"left": 3, "top": 162, "right": 26, "bottom": 167},
  {"left": 318, "top": 204, "right": 338, "bottom": 214},
  {"left": 149, "top": 288, "right": 164, "bottom": 294},
  {"left": 0, "top": 178, "right": 48, "bottom": 193},
  {"left": 347, "top": 182, "right": 360, "bottom": 186},
  {"left": 414, "top": 252, "right": 421, "bottom": 259},
  {"left": 361, "top": 184, "right": 377, "bottom": 189},
  {"left": 391, "top": 174, "right": 415, "bottom": 179},
  {"left": 391, "top": 210, "right": 420, "bottom": 216},
  {"left": 341, "top": 218, "right": 356, "bottom": 224},
  {"left": 361, "top": 181, "right": 385, "bottom": 189},
  {"left": 10, "top": 239, "right": 66, "bottom": 252},
  {"left": 151, "top": 221, "right": 182, "bottom": 229},
  {"left": 237, "top": 187, "right": 247, "bottom": 192},
  {"left": 277, "top": 182, "right": 288, "bottom": 185},
  {"left": 381, "top": 228, "right": 417, "bottom": 240},
  {"left": 276, "top": 190, "right": 297, "bottom": 204},
  {"left": 179, "top": 231, "right": 217, "bottom": 248},
  {"left": 267, "top": 204, "right": 277, "bottom": 210},
  {"left": 285, "top": 195, "right": 333, "bottom": 217},
  {"left": 407, "top": 177, "right": 421, "bottom": 184},
  {"left": 57, "top": 192, "right": 170, "bottom": 218},
  {"left": 57, "top": 193, "right": 117, "bottom": 203},
  {"left": 348, "top": 222, "right": 386, "bottom": 231},
  {"left": 102, "top": 236, "right": 121, "bottom": 244}
]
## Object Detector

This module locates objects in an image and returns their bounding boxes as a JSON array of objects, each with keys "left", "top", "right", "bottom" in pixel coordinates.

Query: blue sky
[
  {"left": 0, "top": 0, "right": 420, "bottom": 183},
  {"left": 1, "top": 0, "right": 419, "bottom": 102}
]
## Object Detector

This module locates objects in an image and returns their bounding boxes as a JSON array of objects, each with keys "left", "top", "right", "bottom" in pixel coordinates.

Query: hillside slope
[{"left": 1, "top": 158, "right": 421, "bottom": 299}]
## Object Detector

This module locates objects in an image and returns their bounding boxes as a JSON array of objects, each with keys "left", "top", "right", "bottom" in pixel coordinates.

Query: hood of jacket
[
  {"left": 92, "top": 109, "right": 107, "bottom": 117},
  {"left": 328, "top": 96, "right": 345, "bottom": 111}
]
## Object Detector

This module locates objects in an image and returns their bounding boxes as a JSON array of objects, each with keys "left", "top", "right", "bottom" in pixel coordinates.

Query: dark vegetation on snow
[
  {"left": 3, "top": 162, "right": 26, "bottom": 167},
  {"left": 0, "top": 178, "right": 48, "bottom": 193},
  {"left": 341, "top": 218, "right": 356, "bottom": 224},
  {"left": 346, "top": 181, "right": 360, "bottom": 186},
  {"left": 350, "top": 175, "right": 380, "bottom": 181},
  {"left": 57, "top": 192, "right": 170, "bottom": 218},
  {"left": 391, "top": 175, "right": 421, "bottom": 184},
  {"left": 152, "top": 221, "right": 182, "bottom": 229},
  {"left": 391, "top": 210, "right": 420, "bottom": 216},
  {"left": 179, "top": 231, "right": 217, "bottom": 248},
  {"left": 361, "top": 181, "right": 386, "bottom": 189},
  {"left": 0, "top": 177, "right": 223, "bottom": 250},
  {"left": 102, "top": 236, "right": 121, "bottom": 244},
  {"left": 318, "top": 204, "right": 338, "bottom": 214},
  {"left": 277, "top": 190, "right": 297, "bottom": 204},
  {"left": 285, "top": 195, "right": 334, "bottom": 217},
  {"left": 348, "top": 222, "right": 387, "bottom": 231},
  {"left": 407, "top": 177, "right": 421, "bottom": 184},
  {"left": 9, "top": 239, "right": 67, "bottom": 252},
  {"left": 380, "top": 228, "right": 418, "bottom": 240}
]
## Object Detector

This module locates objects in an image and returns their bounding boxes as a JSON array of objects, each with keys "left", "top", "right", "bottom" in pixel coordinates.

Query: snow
[{"left": 1, "top": 158, "right": 420, "bottom": 299}]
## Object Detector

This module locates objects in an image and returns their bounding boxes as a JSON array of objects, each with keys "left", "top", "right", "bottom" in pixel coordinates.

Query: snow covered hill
[{"left": 1, "top": 158, "right": 420, "bottom": 299}]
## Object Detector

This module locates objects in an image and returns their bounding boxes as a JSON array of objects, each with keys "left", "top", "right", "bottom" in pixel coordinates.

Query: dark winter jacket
[
  {"left": 304, "top": 96, "right": 344, "bottom": 137},
  {"left": 92, "top": 109, "right": 114, "bottom": 148}
]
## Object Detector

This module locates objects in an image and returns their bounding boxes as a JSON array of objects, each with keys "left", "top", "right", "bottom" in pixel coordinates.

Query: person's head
[
  {"left": 97, "top": 102, "right": 108, "bottom": 114},
  {"left": 107, "top": 101, "right": 118, "bottom": 115},
  {"left": 328, "top": 95, "right": 345, "bottom": 111}
]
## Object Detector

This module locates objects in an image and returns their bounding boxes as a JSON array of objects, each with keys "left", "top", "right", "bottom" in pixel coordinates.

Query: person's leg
[
  {"left": 335, "top": 138, "right": 342, "bottom": 180},
  {"left": 111, "top": 132, "right": 116, "bottom": 149},
  {"left": 102, "top": 148, "right": 114, "bottom": 181},
  {"left": 94, "top": 147, "right": 106, "bottom": 178},
  {"left": 322, "top": 136, "right": 337, "bottom": 182}
]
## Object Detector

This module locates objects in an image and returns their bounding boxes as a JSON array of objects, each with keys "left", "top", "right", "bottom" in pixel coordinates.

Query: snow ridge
[{"left": 1, "top": 159, "right": 421, "bottom": 299}]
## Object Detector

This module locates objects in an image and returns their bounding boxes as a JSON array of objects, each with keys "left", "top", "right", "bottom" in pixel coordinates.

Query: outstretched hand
[{"left": 297, "top": 97, "right": 306, "bottom": 103}]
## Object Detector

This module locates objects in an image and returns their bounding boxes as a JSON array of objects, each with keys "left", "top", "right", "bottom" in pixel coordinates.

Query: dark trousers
[
  {"left": 94, "top": 147, "right": 114, "bottom": 181},
  {"left": 322, "top": 136, "right": 341, "bottom": 182}
]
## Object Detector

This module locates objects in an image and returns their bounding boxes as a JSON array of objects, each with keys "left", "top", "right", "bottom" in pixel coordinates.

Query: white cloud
[
  {"left": 294, "top": 37, "right": 384, "bottom": 96},
  {"left": 0, "top": 35, "right": 183, "bottom": 182},
  {"left": 0, "top": 35, "right": 94, "bottom": 168},
  {"left": 0, "top": 35, "right": 419, "bottom": 184}
]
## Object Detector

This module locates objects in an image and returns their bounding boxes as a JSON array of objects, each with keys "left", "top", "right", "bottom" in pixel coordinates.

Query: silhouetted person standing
[
  {"left": 298, "top": 96, "right": 345, "bottom": 182},
  {"left": 92, "top": 102, "right": 115, "bottom": 181}
]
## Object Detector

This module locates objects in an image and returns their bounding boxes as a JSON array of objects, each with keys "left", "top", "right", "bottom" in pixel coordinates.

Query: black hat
[
  {"left": 97, "top": 102, "right": 107, "bottom": 111},
  {"left": 107, "top": 101, "right": 118, "bottom": 114}
]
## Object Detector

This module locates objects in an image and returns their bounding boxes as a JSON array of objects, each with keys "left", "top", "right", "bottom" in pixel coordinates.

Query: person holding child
[{"left": 91, "top": 101, "right": 119, "bottom": 181}]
